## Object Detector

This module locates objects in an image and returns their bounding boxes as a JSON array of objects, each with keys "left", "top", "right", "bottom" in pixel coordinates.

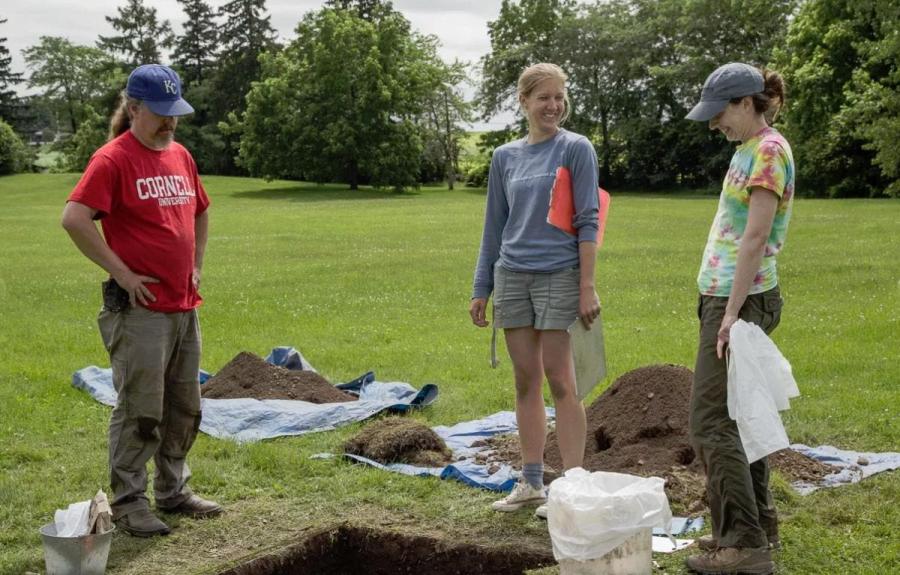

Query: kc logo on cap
[{"left": 126, "top": 64, "right": 195, "bottom": 117}]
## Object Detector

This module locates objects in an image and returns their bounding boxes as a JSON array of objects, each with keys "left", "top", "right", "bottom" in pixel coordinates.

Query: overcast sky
[{"left": 3, "top": 0, "right": 515, "bottom": 129}]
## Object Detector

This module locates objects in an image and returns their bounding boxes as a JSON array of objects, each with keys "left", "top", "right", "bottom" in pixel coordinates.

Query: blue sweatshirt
[{"left": 472, "top": 129, "right": 599, "bottom": 300}]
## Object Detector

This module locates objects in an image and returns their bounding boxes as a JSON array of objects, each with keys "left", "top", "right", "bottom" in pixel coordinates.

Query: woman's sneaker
[{"left": 491, "top": 481, "right": 547, "bottom": 512}]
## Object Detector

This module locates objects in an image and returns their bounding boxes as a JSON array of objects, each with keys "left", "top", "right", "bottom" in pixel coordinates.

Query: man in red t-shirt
[{"left": 62, "top": 64, "right": 221, "bottom": 537}]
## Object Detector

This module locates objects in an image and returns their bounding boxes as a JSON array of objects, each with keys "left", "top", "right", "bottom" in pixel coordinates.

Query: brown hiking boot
[
  {"left": 115, "top": 508, "right": 171, "bottom": 538},
  {"left": 685, "top": 546, "right": 774, "bottom": 574},
  {"left": 698, "top": 534, "right": 781, "bottom": 551},
  {"left": 158, "top": 494, "right": 223, "bottom": 518}
]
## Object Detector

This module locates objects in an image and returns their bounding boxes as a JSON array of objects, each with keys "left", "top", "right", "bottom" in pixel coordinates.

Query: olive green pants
[
  {"left": 689, "top": 287, "right": 783, "bottom": 549},
  {"left": 98, "top": 305, "right": 202, "bottom": 518}
]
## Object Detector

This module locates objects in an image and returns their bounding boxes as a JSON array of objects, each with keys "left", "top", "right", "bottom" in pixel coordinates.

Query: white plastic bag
[
  {"left": 547, "top": 468, "right": 672, "bottom": 562},
  {"left": 727, "top": 319, "right": 800, "bottom": 463},
  {"left": 53, "top": 500, "right": 92, "bottom": 538}
]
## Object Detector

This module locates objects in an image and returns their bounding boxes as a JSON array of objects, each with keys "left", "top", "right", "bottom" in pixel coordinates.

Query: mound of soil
[
  {"left": 344, "top": 417, "right": 453, "bottom": 467},
  {"left": 545, "top": 364, "right": 699, "bottom": 478},
  {"left": 538, "top": 363, "right": 833, "bottom": 512},
  {"left": 769, "top": 448, "right": 838, "bottom": 483},
  {"left": 202, "top": 351, "right": 356, "bottom": 403},
  {"left": 472, "top": 433, "right": 526, "bottom": 476}
]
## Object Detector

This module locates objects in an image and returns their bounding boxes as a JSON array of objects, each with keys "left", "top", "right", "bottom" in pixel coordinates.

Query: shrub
[{"left": 0, "top": 119, "right": 32, "bottom": 175}]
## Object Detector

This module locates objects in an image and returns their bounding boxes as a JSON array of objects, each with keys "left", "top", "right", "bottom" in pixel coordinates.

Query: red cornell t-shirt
[{"left": 68, "top": 131, "right": 211, "bottom": 313}]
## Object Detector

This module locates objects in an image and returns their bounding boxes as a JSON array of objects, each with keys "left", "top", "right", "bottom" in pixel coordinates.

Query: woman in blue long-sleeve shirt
[{"left": 469, "top": 63, "right": 600, "bottom": 515}]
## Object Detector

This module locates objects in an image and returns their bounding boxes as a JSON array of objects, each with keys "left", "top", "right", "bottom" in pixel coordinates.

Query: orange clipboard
[{"left": 547, "top": 166, "right": 610, "bottom": 246}]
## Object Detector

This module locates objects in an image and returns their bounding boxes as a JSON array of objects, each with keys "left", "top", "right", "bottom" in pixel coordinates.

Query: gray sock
[{"left": 522, "top": 463, "right": 544, "bottom": 490}]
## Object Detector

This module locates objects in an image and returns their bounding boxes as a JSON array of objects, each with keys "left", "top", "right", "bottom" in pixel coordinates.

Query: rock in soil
[
  {"left": 201, "top": 351, "right": 356, "bottom": 403},
  {"left": 344, "top": 417, "right": 453, "bottom": 467}
]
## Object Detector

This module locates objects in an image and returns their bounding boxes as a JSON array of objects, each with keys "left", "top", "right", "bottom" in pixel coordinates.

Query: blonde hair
[
  {"left": 108, "top": 91, "right": 143, "bottom": 140},
  {"left": 517, "top": 63, "right": 571, "bottom": 124}
]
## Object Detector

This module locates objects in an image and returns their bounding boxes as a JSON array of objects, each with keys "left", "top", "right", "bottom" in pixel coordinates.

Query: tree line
[{"left": 0, "top": 0, "right": 897, "bottom": 197}]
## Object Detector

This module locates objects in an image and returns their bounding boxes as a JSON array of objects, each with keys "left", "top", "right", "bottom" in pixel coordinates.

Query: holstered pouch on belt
[{"left": 102, "top": 279, "right": 130, "bottom": 312}]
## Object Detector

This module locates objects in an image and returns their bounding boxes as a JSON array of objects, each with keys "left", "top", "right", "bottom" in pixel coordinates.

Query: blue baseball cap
[
  {"left": 686, "top": 63, "right": 764, "bottom": 122},
  {"left": 126, "top": 64, "right": 194, "bottom": 117}
]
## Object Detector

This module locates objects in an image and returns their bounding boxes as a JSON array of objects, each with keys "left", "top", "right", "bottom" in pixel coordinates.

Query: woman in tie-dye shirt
[{"left": 683, "top": 63, "right": 795, "bottom": 575}]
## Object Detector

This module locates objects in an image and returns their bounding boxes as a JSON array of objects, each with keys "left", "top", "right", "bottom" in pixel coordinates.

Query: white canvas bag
[{"left": 727, "top": 319, "right": 800, "bottom": 463}]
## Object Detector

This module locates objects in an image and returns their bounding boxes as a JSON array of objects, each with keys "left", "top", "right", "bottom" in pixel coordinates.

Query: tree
[
  {"left": 97, "top": 0, "right": 174, "bottom": 68},
  {"left": 209, "top": 0, "right": 278, "bottom": 174},
  {"left": 420, "top": 58, "right": 473, "bottom": 189},
  {"left": 775, "top": 0, "right": 898, "bottom": 197},
  {"left": 0, "top": 117, "right": 30, "bottom": 174},
  {"left": 478, "top": 0, "right": 577, "bottom": 123},
  {"left": 475, "top": 0, "right": 796, "bottom": 189},
  {"left": 24, "top": 37, "right": 121, "bottom": 134},
  {"left": 615, "top": 0, "right": 797, "bottom": 188},
  {"left": 554, "top": 2, "right": 640, "bottom": 184},
  {"left": 172, "top": 0, "right": 219, "bottom": 86},
  {"left": 325, "top": 0, "right": 393, "bottom": 21},
  {"left": 0, "top": 18, "right": 24, "bottom": 124},
  {"left": 65, "top": 105, "right": 108, "bottom": 171},
  {"left": 240, "top": 7, "right": 443, "bottom": 190},
  {"left": 214, "top": 0, "right": 278, "bottom": 117}
]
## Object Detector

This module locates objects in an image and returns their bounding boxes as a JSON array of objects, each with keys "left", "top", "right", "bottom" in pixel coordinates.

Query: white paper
[
  {"left": 54, "top": 500, "right": 92, "bottom": 537},
  {"left": 652, "top": 536, "right": 694, "bottom": 553},
  {"left": 568, "top": 317, "right": 607, "bottom": 400}
]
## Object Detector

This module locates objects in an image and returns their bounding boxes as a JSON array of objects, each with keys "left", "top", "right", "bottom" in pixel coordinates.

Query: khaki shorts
[{"left": 492, "top": 264, "right": 580, "bottom": 331}]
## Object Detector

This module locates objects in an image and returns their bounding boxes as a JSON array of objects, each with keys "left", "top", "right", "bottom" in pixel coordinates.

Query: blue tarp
[
  {"left": 789, "top": 443, "right": 900, "bottom": 495},
  {"left": 344, "top": 410, "right": 553, "bottom": 492},
  {"left": 72, "top": 346, "right": 438, "bottom": 443},
  {"left": 342, "top": 412, "right": 900, "bottom": 499}
]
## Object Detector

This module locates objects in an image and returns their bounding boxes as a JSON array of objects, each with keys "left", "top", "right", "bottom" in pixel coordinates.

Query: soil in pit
[
  {"left": 217, "top": 524, "right": 555, "bottom": 575},
  {"left": 202, "top": 351, "right": 356, "bottom": 403},
  {"left": 344, "top": 417, "right": 453, "bottom": 467}
]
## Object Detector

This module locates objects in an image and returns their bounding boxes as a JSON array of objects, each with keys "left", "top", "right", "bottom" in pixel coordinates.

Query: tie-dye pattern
[{"left": 697, "top": 127, "right": 795, "bottom": 296}]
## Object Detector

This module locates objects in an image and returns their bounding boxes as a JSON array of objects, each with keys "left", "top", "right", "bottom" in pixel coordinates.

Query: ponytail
[
  {"left": 753, "top": 68, "right": 786, "bottom": 125},
  {"left": 108, "top": 91, "right": 141, "bottom": 140}
]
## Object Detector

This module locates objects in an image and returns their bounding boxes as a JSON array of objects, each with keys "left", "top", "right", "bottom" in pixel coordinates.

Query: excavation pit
[{"left": 218, "top": 524, "right": 555, "bottom": 575}]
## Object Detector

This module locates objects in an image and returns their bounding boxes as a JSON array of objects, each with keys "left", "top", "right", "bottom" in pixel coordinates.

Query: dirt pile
[
  {"left": 344, "top": 417, "right": 453, "bottom": 467},
  {"left": 769, "top": 448, "right": 838, "bottom": 483},
  {"left": 202, "top": 351, "right": 356, "bottom": 403},
  {"left": 472, "top": 433, "right": 526, "bottom": 476},
  {"left": 545, "top": 364, "right": 699, "bottom": 478},
  {"left": 538, "top": 364, "right": 835, "bottom": 512}
]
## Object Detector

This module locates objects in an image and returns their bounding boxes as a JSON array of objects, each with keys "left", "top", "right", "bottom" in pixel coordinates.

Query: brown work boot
[
  {"left": 685, "top": 546, "right": 774, "bottom": 574},
  {"left": 698, "top": 533, "right": 781, "bottom": 551},
  {"left": 158, "top": 494, "right": 223, "bottom": 518},
  {"left": 115, "top": 508, "right": 171, "bottom": 538}
]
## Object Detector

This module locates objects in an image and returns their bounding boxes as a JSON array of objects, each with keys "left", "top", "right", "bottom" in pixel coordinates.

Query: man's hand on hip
[{"left": 113, "top": 270, "right": 159, "bottom": 307}]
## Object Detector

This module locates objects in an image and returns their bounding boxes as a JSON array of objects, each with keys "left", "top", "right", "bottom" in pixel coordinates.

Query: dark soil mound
[
  {"left": 541, "top": 364, "right": 831, "bottom": 513},
  {"left": 344, "top": 417, "right": 453, "bottom": 467},
  {"left": 769, "top": 448, "right": 838, "bottom": 483},
  {"left": 545, "top": 364, "right": 699, "bottom": 477},
  {"left": 202, "top": 351, "right": 356, "bottom": 403}
]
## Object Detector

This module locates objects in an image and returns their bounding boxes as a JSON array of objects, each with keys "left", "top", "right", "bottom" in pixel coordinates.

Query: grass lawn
[{"left": 0, "top": 173, "right": 897, "bottom": 574}]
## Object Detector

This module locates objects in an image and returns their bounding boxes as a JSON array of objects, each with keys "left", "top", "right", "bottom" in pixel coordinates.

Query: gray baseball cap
[{"left": 686, "top": 63, "right": 764, "bottom": 121}]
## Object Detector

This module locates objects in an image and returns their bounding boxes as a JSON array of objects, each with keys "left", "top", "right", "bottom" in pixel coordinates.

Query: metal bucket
[{"left": 40, "top": 523, "right": 114, "bottom": 575}]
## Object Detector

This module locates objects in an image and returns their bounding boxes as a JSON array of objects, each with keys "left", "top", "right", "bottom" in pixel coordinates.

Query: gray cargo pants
[
  {"left": 98, "top": 305, "right": 202, "bottom": 518},
  {"left": 689, "top": 287, "right": 783, "bottom": 549}
]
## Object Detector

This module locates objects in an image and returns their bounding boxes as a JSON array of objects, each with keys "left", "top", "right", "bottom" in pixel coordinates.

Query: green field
[{"left": 1, "top": 174, "right": 897, "bottom": 574}]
